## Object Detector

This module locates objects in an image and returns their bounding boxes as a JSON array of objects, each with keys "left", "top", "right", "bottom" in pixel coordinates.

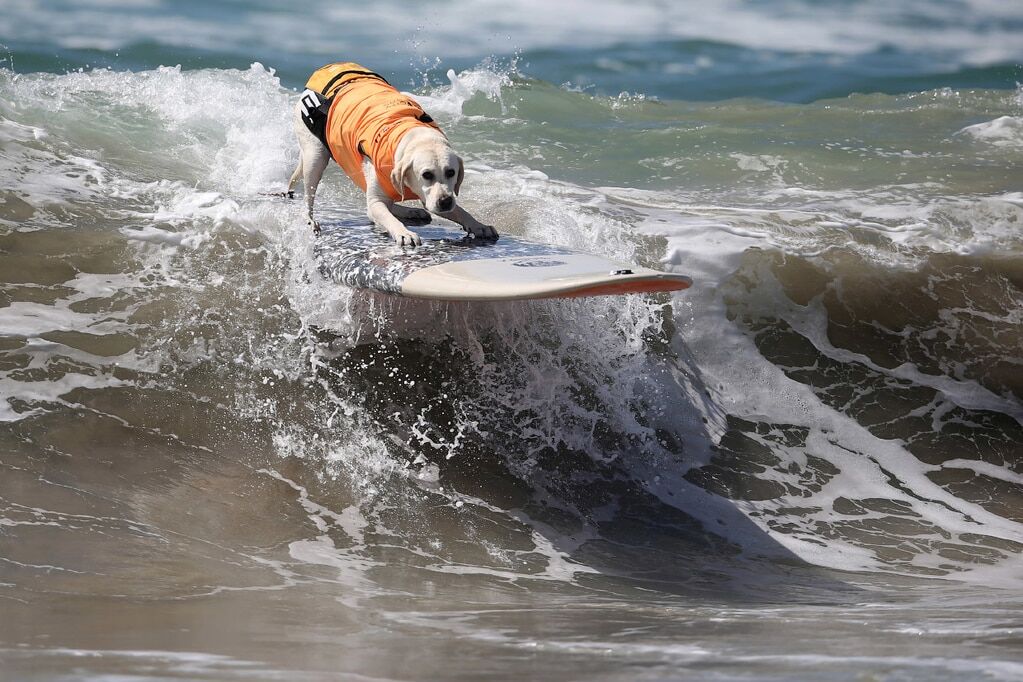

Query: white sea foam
[
  {"left": 0, "top": 372, "right": 126, "bottom": 422},
  {"left": 414, "top": 67, "right": 512, "bottom": 120},
  {"left": 731, "top": 153, "right": 788, "bottom": 173},
  {"left": 957, "top": 116, "right": 1023, "bottom": 149},
  {"left": 0, "top": 302, "right": 125, "bottom": 337},
  {"left": 0, "top": 266, "right": 160, "bottom": 422}
]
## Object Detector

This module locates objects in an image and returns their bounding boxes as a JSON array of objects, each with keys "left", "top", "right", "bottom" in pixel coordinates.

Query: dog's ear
[
  {"left": 454, "top": 156, "right": 464, "bottom": 196},
  {"left": 390, "top": 158, "right": 412, "bottom": 200}
]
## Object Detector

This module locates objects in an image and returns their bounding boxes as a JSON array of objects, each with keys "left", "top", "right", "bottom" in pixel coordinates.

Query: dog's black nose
[{"left": 438, "top": 196, "right": 454, "bottom": 212}]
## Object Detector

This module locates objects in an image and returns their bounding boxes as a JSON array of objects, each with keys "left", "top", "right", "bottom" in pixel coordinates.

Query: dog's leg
[
  {"left": 292, "top": 101, "right": 330, "bottom": 231},
  {"left": 389, "top": 203, "right": 432, "bottom": 224},
  {"left": 301, "top": 147, "right": 330, "bottom": 232},
  {"left": 368, "top": 199, "right": 422, "bottom": 246},
  {"left": 443, "top": 205, "right": 498, "bottom": 240},
  {"left": 287, "top": 159, "right": 302, "bottom": 194},
  {"left": 364, "top": 158, "right": 422, "bottom": 246}
]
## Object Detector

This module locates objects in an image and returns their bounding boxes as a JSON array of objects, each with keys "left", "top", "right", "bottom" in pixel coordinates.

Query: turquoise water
[
  {"left": 2, "top": 1, "right": 1023, "bottom": 680},
  {"left": 5, "top": 0, "right": 1022, "bottom": 102}
]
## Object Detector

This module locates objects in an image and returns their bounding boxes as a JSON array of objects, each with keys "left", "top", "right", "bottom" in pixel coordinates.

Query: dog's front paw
[
  {"left": 308, "top": 218, "right": 321, "bottom": 234},
  {"left": 390, "top": 228, "right": 422, "bottom": 247},
  {"left": 465, "top": 223, "right": 499, "bottom": 240},
  {"left": 260, "top": 190, "right": 295, "bottom": 199}
]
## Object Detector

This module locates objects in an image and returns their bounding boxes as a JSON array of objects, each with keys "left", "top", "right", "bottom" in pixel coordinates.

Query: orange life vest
[{"left": 304, "top": 62, "right": 443, "bottom": 202}]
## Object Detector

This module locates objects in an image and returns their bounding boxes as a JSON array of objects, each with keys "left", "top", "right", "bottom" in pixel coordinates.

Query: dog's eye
[
  {"left": 444, "top": 168, "right": 456, "bottom": 178},
  {"left": 422, "top": 171, "right": 434, "bottom": 181}
]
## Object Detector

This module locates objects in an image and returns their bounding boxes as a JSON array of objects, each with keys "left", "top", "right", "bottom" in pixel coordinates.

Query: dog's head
[{"left": 391, "top": 135, "right": 464, "bottom": 215}]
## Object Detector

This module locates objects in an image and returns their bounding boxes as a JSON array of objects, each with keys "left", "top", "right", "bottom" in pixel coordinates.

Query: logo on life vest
[{"left": 511, "top": 258, "right": 567, "bottom": 268}]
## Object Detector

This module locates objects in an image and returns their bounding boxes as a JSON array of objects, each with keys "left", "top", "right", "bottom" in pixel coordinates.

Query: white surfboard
[{"left": 315, "top": 221, "right": 691, "bottom": 302}]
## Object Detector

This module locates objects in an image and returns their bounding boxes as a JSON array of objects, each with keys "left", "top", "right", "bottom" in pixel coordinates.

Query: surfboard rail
[{"left": 399, "top": 262, "right": 692, "bottom": 301}]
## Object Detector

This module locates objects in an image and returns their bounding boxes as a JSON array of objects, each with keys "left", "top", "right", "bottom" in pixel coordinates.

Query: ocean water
[{"left": 1, "top": 1, "right": 1023, "bottom": 680}]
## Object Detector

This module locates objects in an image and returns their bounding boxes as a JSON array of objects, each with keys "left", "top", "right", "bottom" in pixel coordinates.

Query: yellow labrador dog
[{"left": 288, "top": 62, "right": 497, "bottom": 246}]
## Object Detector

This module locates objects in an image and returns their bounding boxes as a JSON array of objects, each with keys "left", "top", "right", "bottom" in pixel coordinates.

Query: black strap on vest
[
  {"left": 299, "top": 70, "right": 435, "bottom": 160},
  {"left": 319, "top": 69, "right": 389, "bottom": 98}
]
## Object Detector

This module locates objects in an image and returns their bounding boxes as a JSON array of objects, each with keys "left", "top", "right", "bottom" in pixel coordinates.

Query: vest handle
[{"left": 320, "top": 69, "right": 389, "bottom": 97}]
